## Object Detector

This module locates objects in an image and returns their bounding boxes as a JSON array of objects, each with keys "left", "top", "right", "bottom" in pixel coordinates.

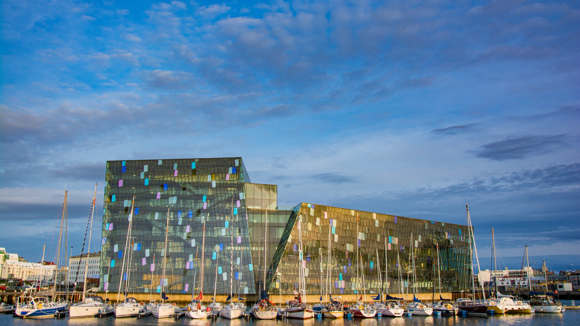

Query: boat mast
[
  {"left": 161, "top": 208, "right": 170, "bottom": 304},
  {"left": 543, "top": 260, "right": 548, "bottom": 293},
  {"left": 411, "top": 232, "right": 416, "bottom": 298},
  {"left": 199, "top": 217, "right": 206, "bottom": 300},
  {"left": 437, "top": 243, "right": 441, "bottom": 299},
  {"left": 376, "top": 248, "right": 382, "bottom": 300},
  {"left": 53, "top": 190, "right": 67, "bottom": 299},
  {"left": 397, "top": 251, "right": 402, "bottom": 301},
  {"left": 263, "top": 209, "right": 268, "bottom": 300},
  {"left": 213, "top": 250, "right": 219, "bottom": 303},
  {"left": 468, "top": 205, "right": 486, "bottom": 301},
  {"left": 149, "top": 255, "right": 155, "bottom": 302},
  {"left": 525, "top": 245, "right": 531, "bottom": 294},
  {"left": 466, "top": 204, "right": 476, "bottom": 301},
  {"left": 229, "top": 196, "right": 234, "bottom": 303},
  {"left": 492, "top": 227, "right": 497, "bottom": 297},
  {"left": 40, "top": 244, "right": 45, "bottom": 289},
  {"left": 298, "top": 216, "right": 306, "bottom": 303},
  {"left": 384, "top": 237, "right": 388, "bottom": 300},
  {"left": 356, "top": 214, "right": 359, "bottom": 300},
  {"left": 327, "top": 217, "right": 332, "bottom": 302},
  {"left": 117, "top": 194, "right": 134, "bottom": 303},
  {"left": 191, "top": 246, "right": 199, "bottom": 302},
  {"left": 83, "top": 183, "right": 97, "bottom": 302}
]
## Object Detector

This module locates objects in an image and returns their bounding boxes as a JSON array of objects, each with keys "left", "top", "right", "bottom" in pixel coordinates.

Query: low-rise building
[{"left": 68, "top": 252, "right": 100, "bottom": 284}]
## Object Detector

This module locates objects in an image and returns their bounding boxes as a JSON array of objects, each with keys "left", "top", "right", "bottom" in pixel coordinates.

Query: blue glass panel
[
  {"left": 232, "top": 167, "right": 236, "bottom": 173},
  {"left": 370, "top": 261, "right": 374, "bottom": 269},
  {"left": 157, "top": 286, "right": 161, "bottom": 293},
  {"left": 225, "top": 221, "right": 229, "bottom": 228},
  {"left": 203, "top": 195, "right": 206, "bottom": 202},
  {"left": 459, "top": 229, "right": 462, "bottom": 235},
  {"left": 112, "top": 195, "right": 116, "bottom": 202},
  {"left": 233, "top": 208, "right": 238, "bottom": 215},
  {"left": 135, "top": 207, "right": 139, "bottom": 215},
  {"left": 235, "top": 272, "right": 239, "bottom": 280},
  {"left": 145, "top": 178, "right": 149, "bottom": 186},
  {"left": 111, "top": 260, "right": 115, "bottom": 268},
  {"left": 312, "top": 205, "right": 315, "bottom": 208},
  {"left": 219, "top": 243, "right": 223, "bottom": 251},
  {"left": 189, "top": 211, "right": 193, "bottom": 218},
  {"left": 343, "top": 266, "right": 346, "bottom": 273},
  {"left": 307, "top": 253, "right": 310, "bottom": 261},
  {"left": 191, "top": 162, "right": 196, "bottom": 169},
  {"left": 118, "top": 251, "right": 122, "bottom": 258},
  {"left": 332, "top": 226, "right": 336, "bottom": 234},
  {"left": 137, "top": 243, "right": 141, "bottom": 251},
  {"left": 249, "top": 264, "right": 253, "bottom": 271},
  {"left": 178, "top": 211, "right": 182, "bottom": 218},
  {"left": 164, "top": 184, "right": 168, "bottom": 191},
  {"left": 124, "top": 273, "right": 127, "bottom": 281},
  {"left": 122, "top": 161, "right": 126, "bottom": 166},
  {"left": 293, "top": 244, "right": 297, "bottom": 252},
  {"left": 212, "top": 252, "right": 216, "bottom": 260},
  {"left": 218, "top": 266, "right": 222, "bottom": 274},
  {"left": 122, "top": 166, "right": 126, "bottom": 173},
  {"left": 106, "top": 223, "right": 110, "bottom": 230},
  {"left": 339, "top": 273, "right": 343, "bottom": 280}
]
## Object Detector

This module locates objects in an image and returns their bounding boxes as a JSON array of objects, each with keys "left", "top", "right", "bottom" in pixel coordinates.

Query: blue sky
[{"left": 1, "top": 0, "right": 579, "bottom": 272}]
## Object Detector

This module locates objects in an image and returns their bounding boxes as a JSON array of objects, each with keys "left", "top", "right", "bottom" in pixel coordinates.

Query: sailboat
[
  {"left": 457, "top": 204, "right": 488, "bottom": 317},
  {"left": 403, "top": 232, "right": 433, "bottom": 316},
  {"left": 321, "top": 216, "right": 344, "bottom": 319},
  {"left": 186, "top": 217, "right": 209, "bottom": 319},
  {"left": 530, "top": 256, "right": 562, "bottom": 313},
  {"left": 16, "top": 191, "right": 69, "bottom": 318},
  {"left": 220, "top": 198, "right": 243, "bottom": 320},
  {"left": 252, "top": 209, "right": 277, "bottom": 320},
  {"left": 69, "top": 184, "right": 114, "bottom": 318},
  {"left": 485, "top": 231, "right": 533, "bottom": 314},
  {"left": 152, "top": 208, "right": 181, "bottom": 318},
  {"left": 114, "top": 197, "right": 146, "bottom": 318},
  {"left": 350, "top": 214, "right": 377, "bottom": 318},
  {"left": 377, "top": 238, "right": 404, "bottom": 317},
  {"left": 286, "top": 215, "right": 314, "bottom": 319},
  {"left": 208, "top": 244, "right": 222, "bottom": 314},
  {"left": 432, "top": 243, "right": 458, "bottom": 315}
]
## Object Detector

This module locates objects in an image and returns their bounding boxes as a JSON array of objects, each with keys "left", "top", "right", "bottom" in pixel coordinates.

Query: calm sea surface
[{"left": 2, "top": 302, "right": 579, "bottom": 326}]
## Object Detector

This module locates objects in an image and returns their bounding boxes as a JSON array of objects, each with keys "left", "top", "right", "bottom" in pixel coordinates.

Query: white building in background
[
  {"left": 0, "top": 247, "right": 56, "bottom": 282},
  {"left": 478, "top": 266, "right": 534, "bottom": 287},
  {"left": 68, "top": 252, "right": 100, "bottom": 284}
]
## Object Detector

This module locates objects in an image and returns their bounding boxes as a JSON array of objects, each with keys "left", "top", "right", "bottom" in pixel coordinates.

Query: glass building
[{"left": 100, "top": 157, "right": 471, "bottom": 300}]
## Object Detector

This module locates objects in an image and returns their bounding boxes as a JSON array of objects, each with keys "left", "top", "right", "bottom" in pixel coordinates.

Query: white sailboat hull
[
  {"left": 186, "top": 309, "right": 209, "bottom": 319},
  {"left": 220, "top": 308, "right": 242, "bottom": 319},
  {"left": 252, "top": 310, "right": 277, "bottom": 319},
  {"left": 70, "top": 304, "right": 112, "bottom": 318},
  {"left": 323, "top": 310, "right": 344, "bottom": 318},
  {"left": 380, "top": 307, "right": 404, "bottom": 317},
  {"left": 152, "top": 305, "right": 177, "bottom": 318},
  {"left": 531, "top": 304, "right": 562, "bottom": 313},
  {"left": 286, "top": 307, "right": 314, "bottom": 319},
  {"left": 114, "top": 304, "right": 143, "bottom": 318}
]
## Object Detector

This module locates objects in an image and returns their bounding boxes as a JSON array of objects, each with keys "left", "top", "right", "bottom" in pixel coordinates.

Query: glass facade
[
  {"left": 101, "top": 157, "right": 255, "bottom": 297},
  {"left": 266, "top": 204, "right": 471, "bottom": 298},
  {"left": 100, "top": 157, "right": 471, "bottom": 299}
]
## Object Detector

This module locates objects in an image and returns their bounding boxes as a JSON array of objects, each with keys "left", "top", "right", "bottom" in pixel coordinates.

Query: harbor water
[{"left": 2, "top": 308, "right": 579, "bottom": 326}]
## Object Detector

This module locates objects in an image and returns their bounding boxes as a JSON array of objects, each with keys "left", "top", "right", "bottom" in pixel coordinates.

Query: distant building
[
  {"left": 0, "top": 247, "right": 56, "bottom": 282},
  {"left": 477, "top": 267, "right": 533, "bottom": 288},
  {"left": 68, "top": 251, "right": 101, "bottom": 284}
]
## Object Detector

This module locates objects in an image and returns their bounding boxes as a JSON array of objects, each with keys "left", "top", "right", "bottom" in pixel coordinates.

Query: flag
[
  {"left": 226, "top": 294, "right": 231, "bottom": 302},
  {"left": 359, "top": 295, "right": 363, "bottom": 301},
  {"left": 195, "top": 292, "right": 203, "bottom": 301},
  {"left": 413, "top": 295, "right": 421, "bottom": 303}
]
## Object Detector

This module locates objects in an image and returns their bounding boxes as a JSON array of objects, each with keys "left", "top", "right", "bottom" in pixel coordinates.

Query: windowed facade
[{"left": 100, "top": 157, "right": 470, "bottom": 298}]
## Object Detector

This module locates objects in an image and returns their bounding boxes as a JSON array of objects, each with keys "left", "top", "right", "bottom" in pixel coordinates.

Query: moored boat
[{"left": 456, "top": 298, "right": 487, "bottom": 317}]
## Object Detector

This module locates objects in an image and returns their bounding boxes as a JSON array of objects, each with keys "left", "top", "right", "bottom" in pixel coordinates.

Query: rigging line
[{"left": 73, "top": 192, "right": 96, "bottom": 285}]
